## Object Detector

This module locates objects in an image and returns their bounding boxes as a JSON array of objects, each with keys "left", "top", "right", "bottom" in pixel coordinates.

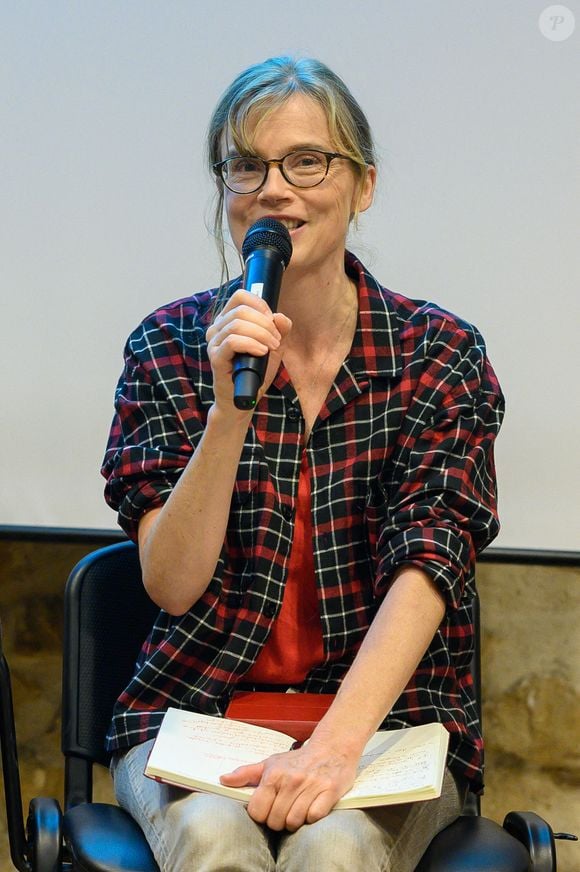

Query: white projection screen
[{"left": 1, "top": 1, "right": 579, "bottom": 551}]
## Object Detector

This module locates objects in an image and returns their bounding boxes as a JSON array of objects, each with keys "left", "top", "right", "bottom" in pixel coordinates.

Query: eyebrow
[{"left": 224, "top": 143, "right": 332, "bottom": 159}]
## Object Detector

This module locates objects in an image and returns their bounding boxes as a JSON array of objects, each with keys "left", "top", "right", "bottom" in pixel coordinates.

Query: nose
[{"left": 257, "top": 162, "right": 291, "bottom": 201}]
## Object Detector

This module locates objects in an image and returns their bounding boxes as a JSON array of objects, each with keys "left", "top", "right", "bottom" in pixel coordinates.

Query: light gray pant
[{"left": 112, "top": 738, "right": 466, "bottom": 872}]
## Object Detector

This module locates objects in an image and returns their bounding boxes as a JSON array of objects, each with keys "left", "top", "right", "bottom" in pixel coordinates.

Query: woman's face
[{"left": 222, "top": 94, "right": 375, "bottom": 282}]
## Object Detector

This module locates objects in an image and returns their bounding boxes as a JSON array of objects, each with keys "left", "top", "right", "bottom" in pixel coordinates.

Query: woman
[{"left": 102, "top": 56, "right": 504, "bottom": 871}]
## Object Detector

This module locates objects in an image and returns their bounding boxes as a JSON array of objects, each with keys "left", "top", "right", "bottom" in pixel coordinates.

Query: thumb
[
  {"left": 220, "top": 761, "right": 264, "bottom": 787},
  {"left": 259, "top": 314, "right": 292, "bottom": 397},
  {"left": 273, "top": 312, "right": 292, "bottom": 340}
]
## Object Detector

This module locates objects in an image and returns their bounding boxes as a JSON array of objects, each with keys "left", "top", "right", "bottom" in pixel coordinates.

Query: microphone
[{"left": 232, "top": 217, "right": 292, "bottom": 410}]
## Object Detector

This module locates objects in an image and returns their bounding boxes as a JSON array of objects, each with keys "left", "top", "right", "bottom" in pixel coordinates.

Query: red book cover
[{"left": 225, "top": 691, "right": 335, "bottom": 742}]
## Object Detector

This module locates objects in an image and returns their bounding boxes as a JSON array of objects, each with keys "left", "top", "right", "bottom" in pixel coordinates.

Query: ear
[{"left": 356, "top": 164, "right": 377, "bottom": 215}]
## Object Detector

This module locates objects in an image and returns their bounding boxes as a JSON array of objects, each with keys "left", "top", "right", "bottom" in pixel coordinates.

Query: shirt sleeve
[
  {"left": 101, "top": 317, "right": 208, "bottom": 541},
  {"left": 374, "top": 317, "right": 505, "bottom": 609}
]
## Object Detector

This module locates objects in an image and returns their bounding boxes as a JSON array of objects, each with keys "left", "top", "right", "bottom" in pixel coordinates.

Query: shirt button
[
  {"left": 281, "top": 504, "right": 294, "bottom": 521},
  {"left": 287, "top": 406, "right": 301, "bottom": 422},
  {"left": 264, "top": 602, "right": 277, "bottom": 618}
]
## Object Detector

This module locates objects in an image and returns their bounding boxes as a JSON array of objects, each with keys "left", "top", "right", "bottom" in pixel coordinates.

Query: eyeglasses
[{"left": 213, "top": 149, "right": 353, "bottom": 194}]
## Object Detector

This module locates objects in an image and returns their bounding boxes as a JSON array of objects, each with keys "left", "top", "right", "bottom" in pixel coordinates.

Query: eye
[
  {"left": 227, "top": 156, "right": 264, "bottom": 175},
  {"left": 288, "top": 151, "right": 326, "bottom": 172}
]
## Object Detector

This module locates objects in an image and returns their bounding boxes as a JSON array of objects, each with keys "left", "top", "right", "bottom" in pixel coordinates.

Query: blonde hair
[{"left": 206, "top": 56, "right": 376, "bottom": 297}]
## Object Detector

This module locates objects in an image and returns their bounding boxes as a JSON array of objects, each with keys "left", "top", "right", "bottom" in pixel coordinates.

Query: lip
[{"left": 261, "top": 215, "right": 306, "bottom": 233}]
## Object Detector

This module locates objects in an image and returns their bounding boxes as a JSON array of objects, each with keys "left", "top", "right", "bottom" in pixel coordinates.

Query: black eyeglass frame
[{"left": 212, "top": 149, "right": 355, "bottom": 194}]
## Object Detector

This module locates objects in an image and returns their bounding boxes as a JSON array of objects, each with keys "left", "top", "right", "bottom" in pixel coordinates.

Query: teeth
[{"left": 278, "top": 219, "right": 302, "bottom": 230}]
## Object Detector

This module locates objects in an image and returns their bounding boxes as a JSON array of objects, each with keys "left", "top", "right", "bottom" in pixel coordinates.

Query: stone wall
[
  {"left": 477, "top": 560, "right": 580, "bottom": 872},
  {"left": 0, "top": 538, "right": 578, "bottom": 871}
]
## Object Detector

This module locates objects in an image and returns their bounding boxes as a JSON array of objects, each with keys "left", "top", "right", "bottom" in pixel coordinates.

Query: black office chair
[{"left": 0, "top": 541, "right": 574, "bottom": 870}]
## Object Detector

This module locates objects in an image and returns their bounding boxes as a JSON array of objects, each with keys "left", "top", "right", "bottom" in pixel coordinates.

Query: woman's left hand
[{"left": 219, "top": 738, "right": 359, "bottom": 831}]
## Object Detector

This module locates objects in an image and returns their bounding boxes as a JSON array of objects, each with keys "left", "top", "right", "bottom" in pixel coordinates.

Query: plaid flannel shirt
[{"left": 101, "top": 252, "right": 504, "bottom": 791}]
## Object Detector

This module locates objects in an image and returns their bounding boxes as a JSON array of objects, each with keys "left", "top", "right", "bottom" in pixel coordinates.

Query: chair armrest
[
  {"left": 63, "top": 802, "right": 159, "bottom": 872},
  {"left": 416, "top": 815, "right": 531, "bottom": 871},
  {"left": 27, "top": 796, "right": 63, "bottom": 872},
  {"left": 503, "top": 811, "right": 556, "bottom": 872}
]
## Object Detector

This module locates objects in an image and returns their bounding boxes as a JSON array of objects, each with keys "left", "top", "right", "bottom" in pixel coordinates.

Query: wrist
[
  {"left": 308, "top": 717, "right": 370, "bottom": 761},
  {"left": 206, "top": 401, "right": 253, "bottom": 435}
]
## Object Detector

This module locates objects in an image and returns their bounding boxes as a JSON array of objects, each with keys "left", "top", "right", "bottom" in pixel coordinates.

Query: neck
[
  {"left": 279, "top": 266, "right": 358, "bottom": 435},
  {"left": 279, "top": 268, "right": 357, "bottom": 350}
]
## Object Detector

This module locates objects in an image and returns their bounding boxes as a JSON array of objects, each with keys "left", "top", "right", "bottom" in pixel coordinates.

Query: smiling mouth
[{"left": 271, "top": 218, "right": 305, "bottom": 231}]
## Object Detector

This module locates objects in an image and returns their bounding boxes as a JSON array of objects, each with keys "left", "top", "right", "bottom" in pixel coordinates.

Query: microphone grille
[{"left": 241, "top": 218, "right": 293, "bottom": 267}]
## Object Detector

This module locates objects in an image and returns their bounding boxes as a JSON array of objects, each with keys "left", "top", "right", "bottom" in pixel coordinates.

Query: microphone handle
[{"left": 233, "top": 248, "right": 285, "bottom": 410}]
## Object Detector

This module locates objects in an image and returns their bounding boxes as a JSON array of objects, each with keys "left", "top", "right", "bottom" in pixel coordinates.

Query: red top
[{"left": 245, "top": 451, "right": 324, "bottom": 684}]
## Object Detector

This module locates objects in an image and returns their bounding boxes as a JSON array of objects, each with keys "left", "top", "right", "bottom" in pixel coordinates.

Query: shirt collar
[
  {"left": 272, "top": 253, "right": 404, "bottom": 422},
  {"left": 219, "top": 252, "right": 404, "bottom": 386},
  {"left": 345, "top": 251, "right": 403, "bottom": 379}
]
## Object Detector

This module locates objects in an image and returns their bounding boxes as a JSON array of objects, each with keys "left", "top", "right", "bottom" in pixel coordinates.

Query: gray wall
[{"left": 2, "top": 1, "right": 579, "bottom": 549}]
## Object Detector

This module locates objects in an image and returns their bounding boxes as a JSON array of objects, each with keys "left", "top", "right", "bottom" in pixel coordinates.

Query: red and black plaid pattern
[{"left": 101, "top": 253, "right": 504, "bottom": 791}]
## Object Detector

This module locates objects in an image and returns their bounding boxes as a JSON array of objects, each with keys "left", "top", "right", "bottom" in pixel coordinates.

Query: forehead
[{"left": 224, "top": 93, "right": 334, "bottom": 156}]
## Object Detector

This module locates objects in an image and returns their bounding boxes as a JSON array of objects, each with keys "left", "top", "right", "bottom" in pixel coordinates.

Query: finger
[
  {"left": 207, "top": 324, "right": 280, "bottom": 372},
  {"left": 214, "top": 316, "right": 281, "bottom": 350},
  {"left": 246, "top": 779, "right": 279, "bottom": 826},
  {"left": 269, "top": 770, "right": 340, "bottom": 831},
  {"left": 250, "top": 767, "right": 310, "bottom": 831},
  {"left": 208, "top": 310, "right": 281, "bottom": 352},
  {"left": 220, "top": 289, "right": 273, "bottom": 318},
  {"left": 209, "top": 334, "right": 272, "bottom": 371},
  {"left": 265, "top": 782, "right": 310, "bottom": 831},
  {"left": 218, "top": 301, "right": 278, "bottom": 329},
  {"left": 283, "top": 791, "right": 317, "bottom": 832},
  {"left": 305, "top": 789, "right": 339, "bottom": 825},
  {"left": 220, "top": 762, "right": 264, "bottom": 787}
]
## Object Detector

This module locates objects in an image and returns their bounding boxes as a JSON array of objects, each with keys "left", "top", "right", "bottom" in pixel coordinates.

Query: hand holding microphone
[{"left": 232, "top": 218, "right": 292, "bottom": 409}]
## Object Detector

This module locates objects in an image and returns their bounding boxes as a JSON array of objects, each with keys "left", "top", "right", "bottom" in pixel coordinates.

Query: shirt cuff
[{"left": 375, "top": 526, "right": 475, "bottom": 609}]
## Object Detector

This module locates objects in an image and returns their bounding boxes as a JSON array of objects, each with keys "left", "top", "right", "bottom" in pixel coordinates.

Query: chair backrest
[{"left": 62, "top": 540, "right": 158, "bottom": 808}]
